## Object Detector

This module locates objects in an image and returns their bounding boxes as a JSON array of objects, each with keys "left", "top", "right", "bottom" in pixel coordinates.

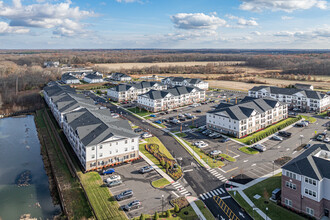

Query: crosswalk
[
  {"left": 207, "top": 167, "right": 228, "bottom": 182},
  {"left": 171, "top": 182, "right": 191, "bottom": 197},
  {"left": 199, "top": 188, "right": 227, "bottom": 200}
]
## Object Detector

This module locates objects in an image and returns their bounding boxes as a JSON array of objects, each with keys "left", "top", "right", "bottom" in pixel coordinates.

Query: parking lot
[{"left": 102, "top": 160, "right": 174, "bottom": 218}]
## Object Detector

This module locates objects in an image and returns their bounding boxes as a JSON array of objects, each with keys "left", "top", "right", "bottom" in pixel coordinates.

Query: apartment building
[
  {"left": 206, "top": 97, "right": 288, "bottom": 138},
  {"left": 107, "top": 81, "right": 167, "bottom": 102},
  {"left": 161, "top": 77, "right": 209, "bottom": 90},
  {"left": 83, "top": 72, "right": 104, "bottom": 83},
  {"left": 137, "top": 86, "right": 206, "bottom": 112},
  {"left": 281, "top": 144, "right": 330, "bottom": 219},
  {"left": 61, "top": 73, "right": 80, "bottom": 84},
  {"left": 43, "top": 84, "right": 139, "bottom": 171},
  {"left": 110, "top": 72, "right": 132, "bottom": 81},
  {"left": 248, "top": 86, "right": 330, "bottom": 113}
]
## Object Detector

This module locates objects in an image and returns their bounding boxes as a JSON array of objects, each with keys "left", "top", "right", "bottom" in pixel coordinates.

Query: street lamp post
[
  {"left": 266, "top": 207, "right": 268, "bottom": 220},
  {"left": 161, "top": 195, "right": 164, "bottom": 216},
  {"left": 300, "top": 134, "right": 304, "bottom": 146},
  {"left": 273, "top": 160, "right": 275, "bottom": 176}
]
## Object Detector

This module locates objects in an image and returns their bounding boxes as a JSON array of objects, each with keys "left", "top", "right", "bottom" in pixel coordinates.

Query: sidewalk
[
  {"left": 186, "top": 197, "right": 207, "bottom": 220},
  {"left": 170, "top": 132, "right": 210, "bottom": 169},
  {"left": 139, "top": 152, "right": 174, "bottom": 183}
]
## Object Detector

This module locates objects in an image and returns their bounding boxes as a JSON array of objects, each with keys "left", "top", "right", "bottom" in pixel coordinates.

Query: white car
[
  {"left": 111, "top": 113, "right": 120, "bottom": 118},
  {"left": 198, "top": 143, "right": 208, "bottom": 148},
  {"left": 104, "top": 175, "right": 121, "bottom": 183},
  {"left": 324, "top": 137, "right": 330, "bottom": 143},
  {"left": 271, "top": 135, "right": 283, "bottom": 141},
  {"left": 252, "top": 144, "right": 267, "bottom": 152},
  {"left": 141, "top": 132, "right": 152, "bottom": 138},
  {"left": 210, "top": 150, "right": 221, "bottom": 156},
  {"left": 194, "top": 141, "right": 205, "bottom": 146}
]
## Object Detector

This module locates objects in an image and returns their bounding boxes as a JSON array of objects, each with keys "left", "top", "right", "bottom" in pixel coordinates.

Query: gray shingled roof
[
  {"left": 250, "top": 86, "right": 326, "bottom": 100},
  {"left": 141, "top": 90, "right": 171, "bottom": 100},
  {"left": 61, "top": 73, "right": 79, "bottom": 81},
  {"left": 282, "top": 144, "right": 330, "bottom": 180},
  {"left": 164, "top": 77, "right": 203, "bottom": 85},
  {"left": 84, "top": 73, "right": 103, "bottom": 80},
  {"left": 112, "top": 72, "right": 130, "bottom": 78},
  {"left": 110, "top": 81, "right": 160, "bottom": 92},
  {"left": 208, "top": 97, "right": 284, "bottom": 120},
  {"left": 140, "top": 86, "right": 201, "bottom": 100}
]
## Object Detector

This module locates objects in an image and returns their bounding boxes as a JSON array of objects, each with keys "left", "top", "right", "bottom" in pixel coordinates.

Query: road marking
[
  {"left": 203, "top": 193, "right": 208, "bottom": 199},
  {"left": 219, "top": 177, "right": 226, "bottom": 180},
  {"left": 220, "top": 196, "right": 231, "bottom": 199},
  {"left": 224, "top": 167, "right": 238, "bottom": 173},
  {"left": 251, "top": 163, "right": 256, "bottom": 166},
  {"left": 216, "top": 189, "right": 222, "bottom": 194},
  {"left": 218, "top": 168, "right": 226, "bottom": 173},
  {"left": 206, "top": 192, "right": 212, "bottom": 198},
  {"left": 180, "top": 189, "right": 188, "bottom": 194},
  {"left": 172, "top": 182, "right": 181, "bottom": 187},
  {"left": 292, "top": 151, "right": 297, "bottom": 154},
  {"left": 215, "top": 173, "right": 223, "bottom": 177},
  {"left": 213, "top": 190, "right": 219, "bottom": 195},
  {"left": 243, "top": 160, "right": 248, "bottom": 162},
  {"left": 183, "top": 169, "right": 193, "bottom": 172},
  {"left": 172, "top": 191, "right": 179, "bottom": 198},
  {"left": 220, "top": 188, "right": 225, "bottom": 193},
  {"left": 210, "top": 191, "right": 215, "bottom": 196},
  {"left": 233, "top": 155, "right": 240, "bottom": 158},
  {"left": 286, "top": 148, "right": 290, "bottom": 151},
  {"left": 278, "top": 146, "right": 281, "bottom": 148},
  {"left": 209, "top": 169, "right": 218, "bottom": 174},
  {"left": 173, "top": 185, "right": 182, "bottom": 189},
  {"left": 200, "top": 194, "right": 205, "bottom": 200}
]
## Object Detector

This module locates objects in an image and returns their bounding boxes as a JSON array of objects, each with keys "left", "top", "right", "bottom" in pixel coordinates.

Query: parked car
[
  {"left": 111, "top": 113, "right": 120, "bottom": 118},
  {"left": 317, "top": 134, "right": 325, "bottom": 141},
  {"left": 195, "top": 110, "right": 202, "bottom": 113},
  {"left": 107, "top": 180, "right": 122, "bottom": 187},
  {"left": 194, "top": 141, "right": 208, "bottom": 148},
  {"left": 141, "top": 132, "right": 152, "bottom": 138},
  {"left": 186, "top": 115, "right": 196, "bottom": 119},
  {"left": 116, "top": 190, "right": 133, "bottom": 201},
  {"left": 179, "top": 118, "right": 186, "bottom": 122},
  {"left": 209, "top": 132, "right": 219, "bottom": 138},
  {"left": 304, "top": 144, "right": 312, "bottom": 149},
  {"left": 149, "top": 114, "right": 156, "bottom": 118},
  {"left": 295, "top": 122, "right": 308, "bottom": 127},
  {"left": 102, "top": 168, "right": 115, "bottom": 175},
  {"left": 324, "top": 136, "right": 330, "bottom": 143},
  {"left": 210, "top": 150, "right": 222, "bottom": 156},
  {"left": 278, "top": 131, "right": 292, "bottom": 137},
  {"left": 178, "top": 114, "right": 185, "bottom": 118},
  {"left": 271, "top": 135, "right": 283, "bottom": 141},
  {"left": 104, "top": 175, "right": 121, "bottom": 183},
  {"left": 271, "top": 188, "right": 281, "bottom": 200},
  {"left": 184, "top": 113, "right": 192, "bottom": 117},
  {"left": 212, "top": 133, "right": 222, "bottom": 139},
  {"left": 139, "top": 166, "right": 154, "bottom": 174},
  {"left": 123, "top": 200, "right": 141, "bottom": 211},
  {"left": 172, "top": 109, "right": 178, "bottom": 112},
  {"left": 160, "top": 112, "right": 165, "bottom": 115},
  {"left": 134, "top": 128, "right": 143, "bottom": 133},
  {"left": 219, "top": 138, "right": 230, "bottom": 143},
  {"left": 169, "top": 117, "right": 174, "bottom": 120},
  {"left": 198, "top": 125, "right": 206, "bottom": 130},
  {"left": 252, "top": 144, "right": 267, "bottom": 152},
  {"left": 154, "top": 120, "right": 162, "bottom": 124}
]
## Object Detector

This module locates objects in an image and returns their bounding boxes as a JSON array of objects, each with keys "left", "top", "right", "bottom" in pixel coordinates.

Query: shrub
[
  {"left": 154, "top": 212, "right": 159, "bottom": 220},
  {"left": 160, "top": 159, "right": 165, "bottom": 167},
  {"left": 166, "top": 210, "right": 171, "bottom": 217},
  {"left": 174, "top": 204, "right": 180, "bottom": 213},
  {"left": 139, "top": 214, "right": 145, "bottom": 220}
]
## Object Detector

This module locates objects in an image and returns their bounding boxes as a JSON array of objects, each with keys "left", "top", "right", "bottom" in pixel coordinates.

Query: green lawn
[
  {"left": 127, "top": 107, "right": 151, "bottom": 117},
  {"left": 299, "top": 115, "right": 317, "bottom": 123},
  {"left": 139, "top": 143, "right": 167, "bottom": 174},
  {"left": 143, "top": 137, "right": 174, "bottom": 160},
  {"left": 318, "top": 111, "right": 328, "bottom": 118},
  {"left": 234, "top": 117, "right": 301, "bottom": 145},
  {"left": 194, "top": 200, "right": 215, "bottom": 220},
  {"left": 219, "top": 154, "right": 236, "bottom": 162},
  {"left": 175, "top": 137, "right": 225, "bottom": 168},
  {"left": 151, "top": 178, "right": 170, "bottom": 188},
  {"left": 239, "top": 147, "right": 259, "bottom": 155},
  {"left": 243, "top": 173, "right": 305, "bottom": 220},
  {"left": 132, "top": 205, "right": 198, "bottom": 220},
  {"left": 77, "top": 172, "right": 127, "bottom": 220},
  {"left": 176, "top": 132, "right": 187, "bottom": 138}
]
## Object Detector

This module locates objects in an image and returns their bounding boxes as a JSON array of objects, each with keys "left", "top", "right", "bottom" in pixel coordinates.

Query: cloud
[
  {"left": 239, "top": 0, "right": 328, "bottom": 12},
  {"left": 273, "top": 27, "right": 330, "bottom": 39},
  {"left": 170, "top": 13, "right": 226, "bottom": 30},
  {"left": 281, "top": 16, "right": 293, "bottom": 20},
  {"left": 115, "top": 0, "right": 139, "bottom": 3},
  {"left": 251, "top": 31, "right": 261, "bottom": 35},
  {"left": 226, "top": 14, "right": 258, "bottom": 27},
  {"left": 0, "top": 21, "right": 29, "bottom": 34},
  {"left": 0, "top": 0, "right": 94, "bottom": 37}
]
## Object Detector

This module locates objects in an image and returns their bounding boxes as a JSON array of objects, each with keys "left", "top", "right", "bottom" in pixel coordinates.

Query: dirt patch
[
  {"left": 231, "top": 174, "right": 254, "bottom": 184},
  {"left": 274, "top": 156, "right": 292, "bottom": 166}
]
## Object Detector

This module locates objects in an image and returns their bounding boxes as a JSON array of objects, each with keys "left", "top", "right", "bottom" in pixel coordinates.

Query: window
[
  {"left": 306, "top": 207, "right": 314, "bottom": 216},
  {"left": 91, "top": 154, "right": 95, "bottom": 159},
  {"left": 285, "top": 181, "right": 296, "bottom": 190},
  {"left": 285, "top": 171, "right": 297, "bottom": 180},
  {"left": 109, "top": 151, "right": 112, "bottom": 155},
  {"left": 305, "top": 188, "right": 317, "bottom": 197},
  {"left": 116, "top": 142, "right": 118, "bottom": 145},
  {"left": 116, "top": 149, "right": 118, "bottom": 153},
  {"left": 99, "top": 153, "right": 103, "bottom": 157},
  {"left": 125, "top": 147, "right": 128, "bottom": 152},
  {"left": 132, "top": 139, "right": 135, "bottom": 142},
  {"left": 284, "top": 198, "right": 292, "bottom": 207},
  {"left": 99, "top": 145, "right": 103, "bottom": 149},
  {"left": 92, "top": 146, "right": 95, "bottom": 151},
  {"left": 125, "top": 140, "right": 128, "bottom": 144},
  {"left": 131, "top": 146, "right": 134, "bottom": 150},
  {"left": 130, "top": 153, "right": 135, "bottom": 158},
  {"left": 305, "top": 177, "right": 317, "bottom": 186}
]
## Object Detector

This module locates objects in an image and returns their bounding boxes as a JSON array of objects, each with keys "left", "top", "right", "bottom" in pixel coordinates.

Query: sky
[{"left": 0, "top": 0, "right": 329, "bottom": 49}]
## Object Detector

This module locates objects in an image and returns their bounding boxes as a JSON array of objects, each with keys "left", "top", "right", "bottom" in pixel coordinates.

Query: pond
[{"left": 0, "top": 115, "right": 61, "bottom": 220}]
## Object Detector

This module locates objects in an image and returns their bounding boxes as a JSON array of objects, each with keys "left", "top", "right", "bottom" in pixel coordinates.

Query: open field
[{"left": 95, "top": 61, "right": 246, "bottom": 70}]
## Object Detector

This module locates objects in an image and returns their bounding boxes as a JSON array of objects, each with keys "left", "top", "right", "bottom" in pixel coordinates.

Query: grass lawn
[
  {"left": 139, "top": 143, "right": 167, "bottom": 174},
  {"left": 239, "top": 147, "right": 259, "bottom": 155},
  {"left": 318, "top": 111, "right": 328, "bottom": 118},
  {"left": 176, "top": 137, "right": 225, "bottom": 168},
  {"left": 219, "top": 154, "right": 236, "bottom": 162},
  {"left": 143, "top": 137, "right": 174, "bottom": 160},
  {"left": 77, "top": 172, "right": 127, "bottom": 220},
  {"left": 127, "top": 107, "right": 151, "bottom": 117},
  {"left": 229, "top": 191, "right": 263, "bottom": 220},
  {"left": 176, "top": 132, "right": 187, "bottom": 138},
  {"left": 132, "top": 205, "right": 198, "bottom": 220},
  {"left": 194, "top": 200, "right": 214, "bottom": 220},
  {"left": 299, "top": 115, "right": 317, "bottom": 123},
  {"left": 234, "top": 117, "right": 300, "bottom": 145},
  {"left": 243, "top": 173, "right": 305, "bottom": 220},
  {"left": 189, "top": 125, "right": 197, "bottom": 129},
  {"left": 151, "top": 178, "right": 170, "bottom": 188}
]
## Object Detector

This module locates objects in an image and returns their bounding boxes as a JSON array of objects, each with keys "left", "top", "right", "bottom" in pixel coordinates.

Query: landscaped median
[
  {"left": 219, "top": 153, "right": 236, "bottom": 162},
  {"left": 234, "top": 116, "right": 302, "bottom": 145},
  {"left": 238, "top": 146, "right": 259, "bottom": 155},
  {"left": 194, "top": 200, "right": 215, "bottom": 220},
  {"left": 127, "top": 107, "right": 151, "bottom": 117},
  {"left": 151, "top": 178, "right": 170, "bottom": 188},
  {"left": 230, "top": 173, "right": 305, "bottom": 220},
  {"left": 299, "top": 115, "right": 317, "bottom": 123}
]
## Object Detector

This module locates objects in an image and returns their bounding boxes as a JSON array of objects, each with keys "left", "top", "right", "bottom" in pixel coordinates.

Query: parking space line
[
  {"left": 117, "top": 197, "right": 137, "bottom": 204},
  {"left": 251, "top": 163, "right": 256, "bottom": 166},
  {"left": 111, "top": 188, "right": 129, "bottom": 194},
  {"left": 292, "top": 151, "right": 297, "bottom": 154},
  {"left": 216, "top": 189, "right": 222, "bottom": 194},
  {"left": 251, "top": 169, "right": 265, "bottom": 176},
  {"left": 126, "top": 207, "right": 144, "bottom": 213},
  {"left": 243, "top": 160, "right": 248, "bottom": 162}
]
